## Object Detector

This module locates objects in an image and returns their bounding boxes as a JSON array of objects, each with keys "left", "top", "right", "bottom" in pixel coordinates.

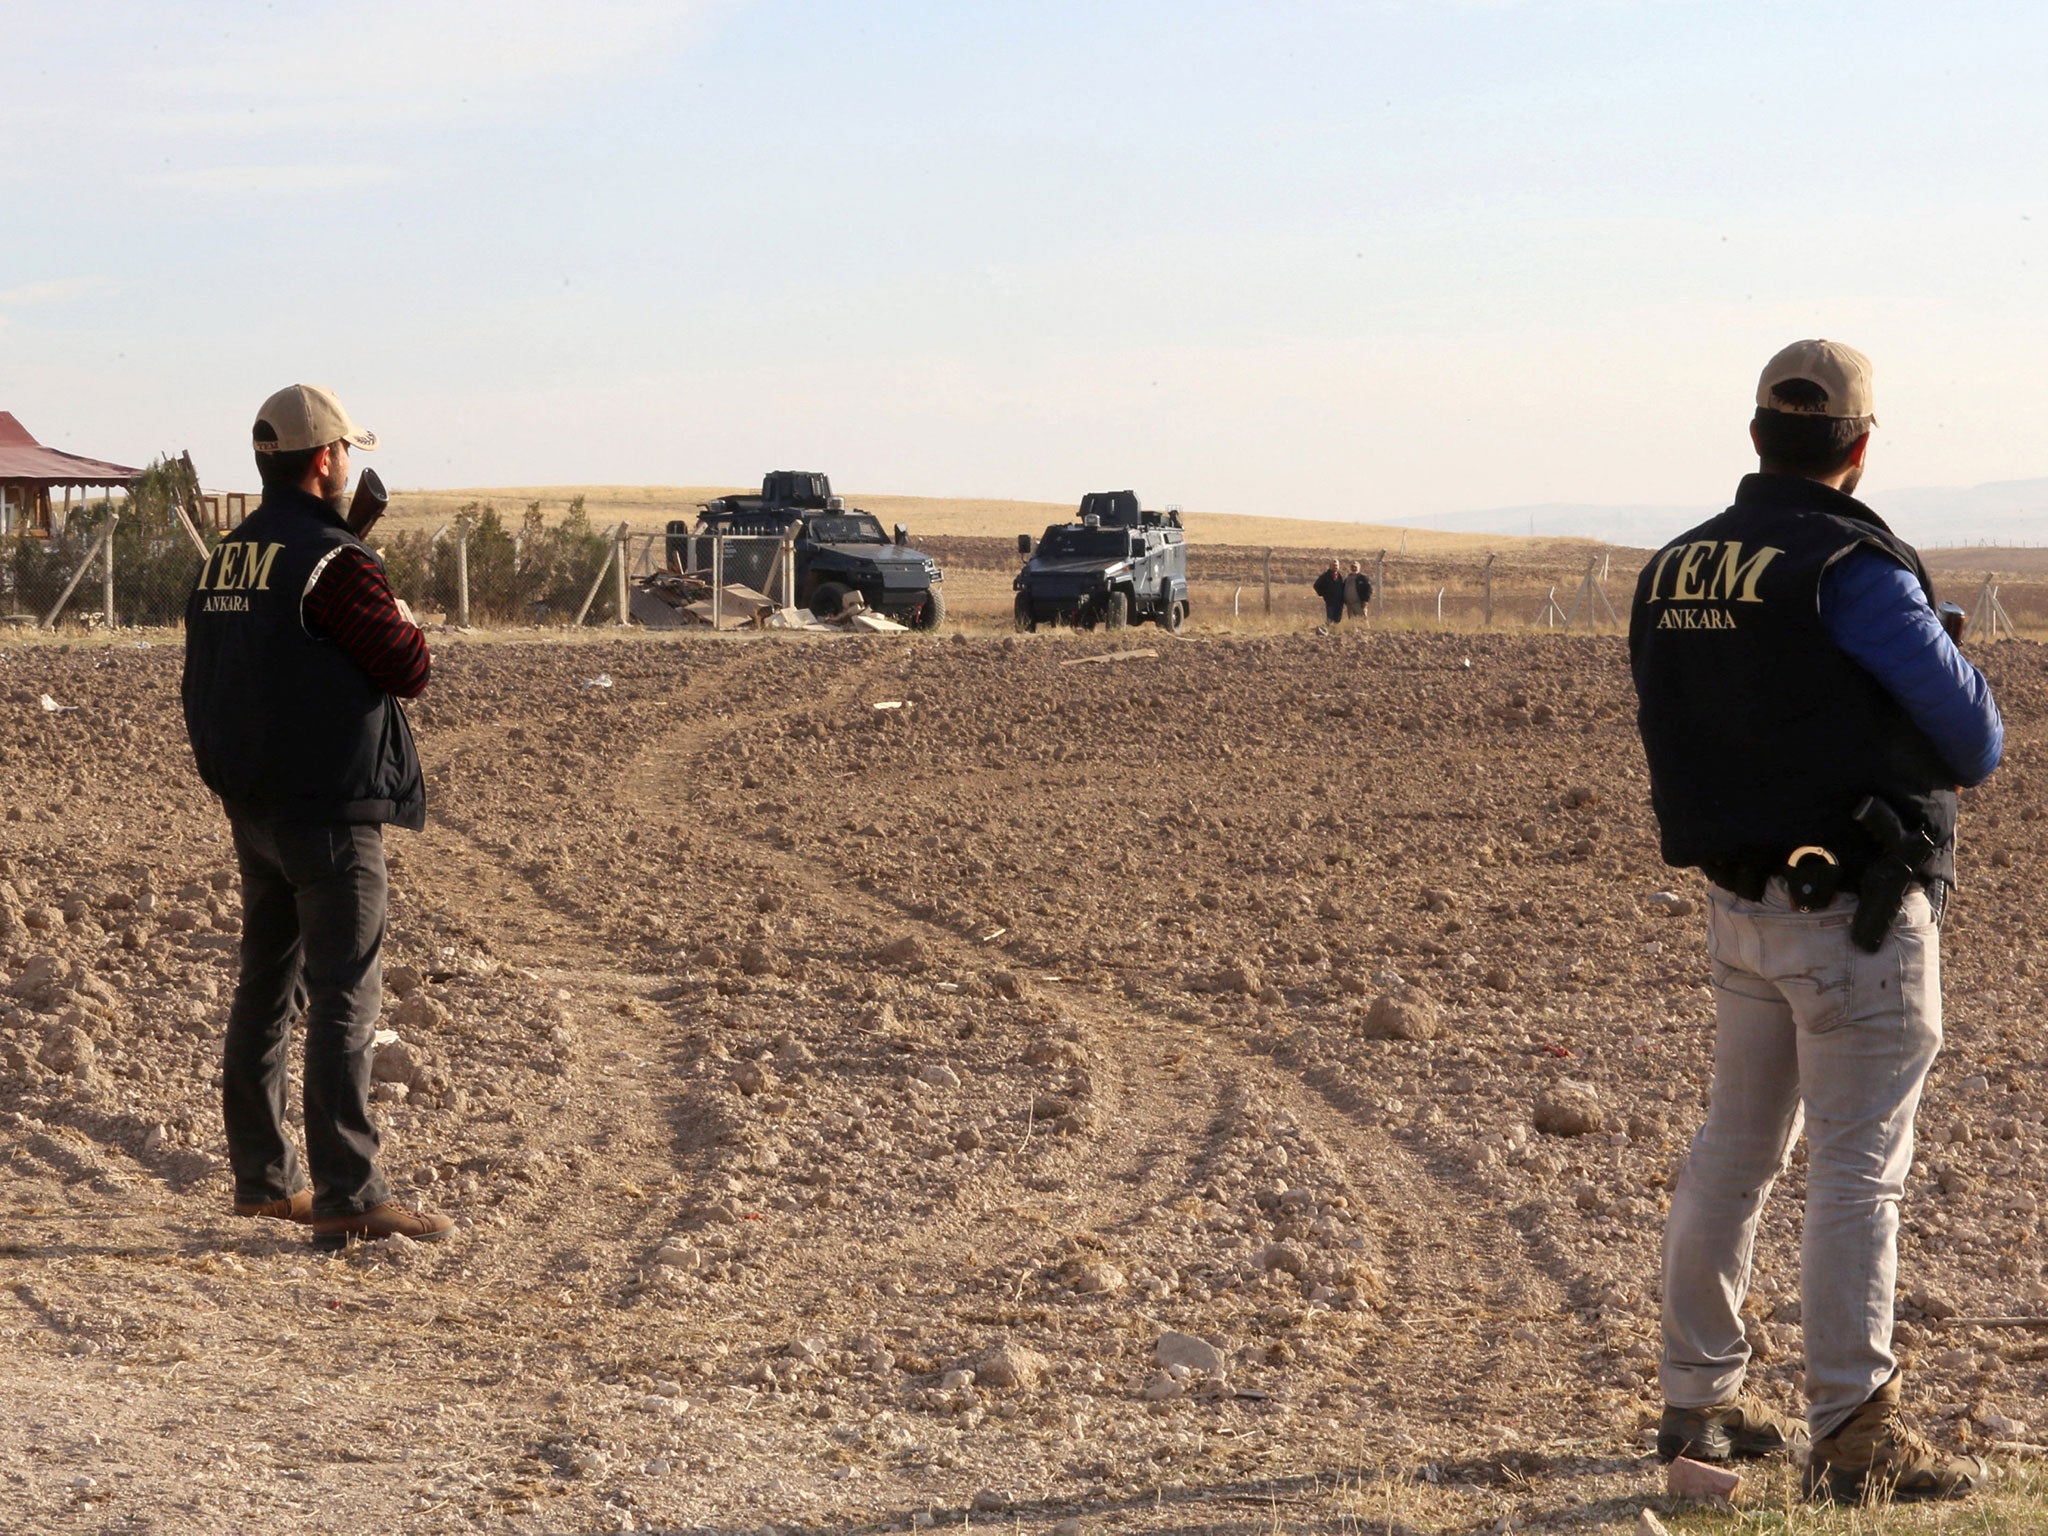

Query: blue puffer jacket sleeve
[{"left": 1819, "top": 547, "right": 2003, "bottom": 787}]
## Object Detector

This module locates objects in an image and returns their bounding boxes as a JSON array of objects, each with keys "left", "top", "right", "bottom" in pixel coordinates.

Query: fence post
[
  {"left": 614, "top": 522, "right": 630, "bottom": 627},
  {"left": 1374, "top": 551, "right": 1386, "bottom": 623},
  {"left": 1262, "top": 549, "right": 1272, "bottom": 615},
  {"left": 1483, "top": 553, "right": 1495, "bottom": 627},
  {"left": 41, "top": 512, "right": 117, "bottom": 630},
  {"left": 781, "top": 533, "right": 796, "bottom": 610},
  {"left": 712, "top": 535, "right": 725, "bottom": 628},
  {"left": 455, "top": 516, "right": 472, "bottom": 628},
  {"left": 1232, "top": 585, "right": 1242, "bottom": 619},
  {"left": 573, "top": 533, "right": 618, "bottom": 626},
  {"left": 103, "top": 519, "right": 116, "bottom": 627},
  {"left": 1436, "top": 587, "right": 1445, "bottom": 627}
]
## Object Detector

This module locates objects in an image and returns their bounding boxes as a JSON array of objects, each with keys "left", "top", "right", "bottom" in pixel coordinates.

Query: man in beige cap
[
  {"left": 1628, "top": 341, "right": 2002, "bottom": 1501},
  {"left": 181, "top": 385, "right": 453, "bottom": 1251}
]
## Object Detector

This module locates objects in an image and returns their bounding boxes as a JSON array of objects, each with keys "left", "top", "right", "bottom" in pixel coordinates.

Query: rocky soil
[{"left": 1, "top": 629, "right": 2045, "bottom": 1534}]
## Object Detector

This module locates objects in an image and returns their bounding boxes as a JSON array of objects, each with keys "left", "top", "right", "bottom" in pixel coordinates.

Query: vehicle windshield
[
  {"left": 806, "top": 515, "right": 888, "bottom": 544},
  {"left": 1039, "top": 527, "right": 1132, "bottom": 560}
]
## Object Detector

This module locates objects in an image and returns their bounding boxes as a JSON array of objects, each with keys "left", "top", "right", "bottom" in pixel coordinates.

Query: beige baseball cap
[
  {"left": 251, "top": 384, "right": 378, "bottom": 454},
  {"left": 1756, "top": 339, "right": 1875, "bottom": 421}
]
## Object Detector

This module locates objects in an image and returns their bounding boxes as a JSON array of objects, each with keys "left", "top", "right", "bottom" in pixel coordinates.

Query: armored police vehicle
[
  {"left": 665, "top": 471, "right": 944, "bottom": 629},
  {"left": 1012, "top": 490, "right": 1188, "bottom": 632}
]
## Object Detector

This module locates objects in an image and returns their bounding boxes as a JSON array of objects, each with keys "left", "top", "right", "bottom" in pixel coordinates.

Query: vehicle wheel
[
  {"left": 1014, "top": 593, "right": 1036, "bottom": 633},
  {"left": 809, "top": 581, "right": 852, "bottom": 619},
  {"left": 910, "top": 586, "right": 945, "bottom": 631},
  {"left": 1105, "top": 591, "right": 1129, "bottom": 630},
  {"left": 1158, "top": 597, "right": 1184, "bottom": 633}
]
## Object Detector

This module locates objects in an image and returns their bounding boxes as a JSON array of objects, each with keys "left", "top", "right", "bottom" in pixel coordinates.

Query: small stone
[
  {"left": 371, "top": 1037, "right": 423, "bottom": 1088},
  {"left": 391, "top": 992, "right": 450, "bottom": 1030},
  {"left": 1647, "top": 891, "right": 1698, "bottom": 918},
  {"left": 1154, "top": 1330, "right": 1224, "bottom": 1376},
  {"left": 878, "top": 935, "right": 926, "bottom": 965},
  {"left": 1052, "top": 1521, "right": 1083, "bottom": 1536},
  {"left": 1534, "top": 1084, "right": 1605, "bottom": 1137},
  {"left": 38, "top": 1023, "right": 94, "bottom": 1078},
  {"left": 1256, "top": 1243, "right": 1309, "bottom": 1278},
  {"left": 972, "top": 1341, "right": 1048, "bottom": 1391},
  {"left": 1070, "top": 1261, "right": 1125, "bottom": 1295},
  {"left": 939, "top": 1368, "right": 975, "bottom": 1391},
  {"left": 384, "top": 964, "right": 423, "bottom": 998},
  {"left": 1667, "top": 1456, "right": 1741, "bottom": 1502},
  {"left": 953, "top": 1126, "right": 983, "bottom": 1151},
  {"left": 917, "top": 1062, "right": 961, "bottom": 1090},
  {"left": 970, "top": 1489, "right": 1010, "bottom": 1513},
  {"left": 1361, "top": 986, "right": 1439, "bottom": 1042},
  {"left": 1637, "top": 1511, "right": 1672, "bottom": 1536},
  {"left": 1215, "top": 961, "right": 1261, "bottom": 996},
  {"left": 1140, "top": 1369, "right": 1183, "bottom": 1401}
]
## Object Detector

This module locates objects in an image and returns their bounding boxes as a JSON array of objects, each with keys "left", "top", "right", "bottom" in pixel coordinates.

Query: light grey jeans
[{"left": 1660, "top": 878, "right": 1942, "bottom": 1440}]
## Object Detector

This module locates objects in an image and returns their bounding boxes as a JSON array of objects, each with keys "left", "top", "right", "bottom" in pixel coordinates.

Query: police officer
[
  {"left": 1630, "top": 341, "right": 2001, "bottom": 1503},
  {"left": 182, "top": 384, "right": 452, "bottom": 1250}
]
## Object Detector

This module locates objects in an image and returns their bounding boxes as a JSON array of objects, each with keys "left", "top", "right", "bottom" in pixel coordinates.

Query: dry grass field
[
  {"left": 3, "top": 623, "right": 2048, "bottom": 1533},
  {"left": 378, "top": 484, "right": 1612, "bottom": 563}
]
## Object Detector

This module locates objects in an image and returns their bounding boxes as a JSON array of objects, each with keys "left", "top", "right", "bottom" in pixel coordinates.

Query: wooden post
[
  {"left": 1374, "top": 551, "right": 1386, "bottom": 623},
  {"left": 1262, "top": 549, "right": 1272, "bottom": 614},
  {"left": 712, "top": 536, "right": 726, "bottom": 628},
  {"left": 42, "top": 512, "right": 116, "bottom": 629},
  {"left": 614, "top": 522, "right": 631, "bottom": 627},
  {"left": 455, "top": 517, "right": 471, "bottom": 627},
  {"left": 781, "top": 533, "right": 796, "bottom": 610},
  {"left": 573, "top": 534, "right": 617, "bottom": 627},
  {"left": 103, "top": 516, "right": 116, "bottom": 627},
  {"left": 1483, "top": 553, "right": 1496, "bottom": 627},
  {"left": 1232, "top": 586, "right": 1242, "bottom": 619}
]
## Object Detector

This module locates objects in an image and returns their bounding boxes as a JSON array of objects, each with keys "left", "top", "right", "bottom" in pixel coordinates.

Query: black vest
[
  {"left": 1629, "top": 474, "right": 1955, "bottom": 883},
  {"left": 181, "top": 487, "right": 426, "bottom": 830}
]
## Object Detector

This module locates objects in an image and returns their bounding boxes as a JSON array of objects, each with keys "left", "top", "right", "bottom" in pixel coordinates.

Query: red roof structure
[{"left": 0, "top": 412, "right": 141, "bottom": 536}]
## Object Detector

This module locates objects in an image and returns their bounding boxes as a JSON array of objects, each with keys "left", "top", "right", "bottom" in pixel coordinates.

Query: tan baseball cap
[
  {"left": 251, "top": 384, "right": 378, "bottom": 454},
  {"left": 1756, "top": 339, "right": 1875, "bottom": 421}
]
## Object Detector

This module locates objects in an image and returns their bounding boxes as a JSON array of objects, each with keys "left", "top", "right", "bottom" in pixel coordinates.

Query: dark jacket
[
  {"left": 1629, "top": 473, "right": 1955, "bottom": 883},
  {"left": 182, "top": 486, "right": 426, "bottom": 830}
]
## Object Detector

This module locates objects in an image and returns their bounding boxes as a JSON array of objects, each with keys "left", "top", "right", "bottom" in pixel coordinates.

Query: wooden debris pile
[{"left": 629, "top": 573, "right": 908, "bottom": 633}]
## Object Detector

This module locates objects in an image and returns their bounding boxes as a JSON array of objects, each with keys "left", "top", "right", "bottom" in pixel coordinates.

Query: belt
[{"left": 1700, "top": 846, "right": 1874, "bottom": 907}]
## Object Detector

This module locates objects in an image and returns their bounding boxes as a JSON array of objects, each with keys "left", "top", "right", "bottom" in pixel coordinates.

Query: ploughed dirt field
[{"left": 3, "top": 630, "right": 2048, "bottom": 1535}]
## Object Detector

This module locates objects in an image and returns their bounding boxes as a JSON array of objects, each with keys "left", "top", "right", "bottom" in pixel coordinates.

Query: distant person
[
  {"left": 1312, "top": 559, "right": 1345, "bottom": 627},
  {"left": 181, "top": 384, "right": 453, "bottom": 1251},
  {"left": 1343, "top": 560, "right": 1373, "bottom": 620},
  {"left": 1630, "top": 341, "right": 2000, "bottom": 1503}
]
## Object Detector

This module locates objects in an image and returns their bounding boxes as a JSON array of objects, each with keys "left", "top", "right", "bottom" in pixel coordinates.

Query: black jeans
[
  {"left": 223, "top": 819, "right": 392, "bottom": 1217},
  {"left": 1322, "top": 598, "right": 1345, "bottom": 624}
]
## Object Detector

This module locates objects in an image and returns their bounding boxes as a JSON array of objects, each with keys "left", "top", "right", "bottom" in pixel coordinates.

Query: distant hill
[{"left": 1380, "top": 477, "right": 2048, "bottom": 552}]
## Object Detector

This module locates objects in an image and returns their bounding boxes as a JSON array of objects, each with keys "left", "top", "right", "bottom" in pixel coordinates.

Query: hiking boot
[
  {"left": 1657, "top": 1394, "right": 1807, "bottom": 1464},
  {"left": 233, "top": 1189, "right": 313, "bottom": 1223},
  {"left": 1803, "top": 1372, "right": 1988, "bottom": 1504},
  {"left": 309, "top": 1202, "right": 454, "bottom": 1252}
]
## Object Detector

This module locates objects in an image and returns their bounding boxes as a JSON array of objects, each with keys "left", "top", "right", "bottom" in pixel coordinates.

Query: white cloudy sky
[{"left": 4, "top": 1, "right": 2046, "bottom": 519}]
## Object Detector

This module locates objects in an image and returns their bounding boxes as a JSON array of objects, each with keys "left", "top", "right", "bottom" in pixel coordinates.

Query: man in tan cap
[
  {"left": 1628, "top": 342, "right": 2002, "bottom": 1501},
  {"left": 181, "top": 384, "right": 453, "bottom": 1250}
]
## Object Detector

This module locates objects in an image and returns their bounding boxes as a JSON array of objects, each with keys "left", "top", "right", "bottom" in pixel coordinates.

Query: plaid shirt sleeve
[{"left": 300, "top": 545, "right": 432, "bottom": 699}]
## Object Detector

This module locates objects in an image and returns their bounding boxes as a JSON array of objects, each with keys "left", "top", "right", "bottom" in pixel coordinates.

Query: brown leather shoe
[
  {"left": 309, "top": 1201, "right": 454, "bottom": 1251},
  {"left": 233, "top": 1189, "right": 314, "bottom": 1222},
  {"left": 1803, "top": 1371, "right": 1988, "bottom": 1504}
]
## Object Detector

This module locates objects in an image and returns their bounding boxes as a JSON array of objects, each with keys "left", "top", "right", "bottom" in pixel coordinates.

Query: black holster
[{"left": 1849, "top": 795, "right": 1943, "bottom": 954}]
